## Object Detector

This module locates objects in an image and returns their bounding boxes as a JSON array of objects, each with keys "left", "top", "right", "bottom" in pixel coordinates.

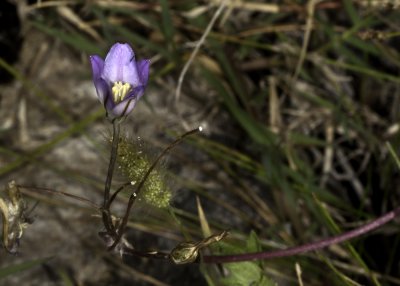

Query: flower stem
[
  {"left": 104, "top": 121, "right": 120, "bottom": 207},
  {"left": 202, "top": 205, "right": 400, "bottom": 263}
]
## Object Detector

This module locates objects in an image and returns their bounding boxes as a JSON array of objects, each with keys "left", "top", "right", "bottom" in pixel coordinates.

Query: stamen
[{"left": 112, "top": 81, "right": 132, "bottom": 103}]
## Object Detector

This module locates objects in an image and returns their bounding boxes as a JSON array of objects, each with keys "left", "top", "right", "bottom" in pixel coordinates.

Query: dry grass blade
[
  {"left": 320, "top": 120, "right": 334, "bottom": 187},
  {"left": 237, "top": 24, "right": 309, "bottom": 38},
  {"left": 196, "top": 196, "right": 212, "bottom": 238},
  {"left": 292, "top": 0, "right": 321, "bottom": 85},
  {"left": 26, "top": 0, "right": 76, "bottom": 11},
  {"left": 175, "top": 0, "right": 226, "bottom": 105},
  {"left": 295, "top": 262, "right": 305, "bottom": 286},
  {"left": 56, "top": 6, "right": 102, "bottom": 41},
  {"left": 357, "top": 0, "right": 400, "bottom": 8},
  {"left": 182, "top": 5, "right": 210, "bottom": 18},
  {"left": 94, "top": 1, "right": 153, "bottom": 10},
  {"left": 269, "top": 76, "right": 282, "bottom": 133},
  {"left": 209, "top": 0, "right": 280, "bottom": 13}
]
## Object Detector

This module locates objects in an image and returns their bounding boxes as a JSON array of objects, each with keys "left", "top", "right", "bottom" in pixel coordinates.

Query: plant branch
[
  {"left": 108, "top": 127, "right": 202, "bottom": 250},
  {"left": 107, "top": 182, "right": 131, "bottom": 209}
]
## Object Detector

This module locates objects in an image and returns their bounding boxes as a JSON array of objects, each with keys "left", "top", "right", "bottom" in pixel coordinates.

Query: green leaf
[
  {"left": 218, "top": 233, "right": 276, "bottom": 286},
  {"left": 343, "top": 0, "right": 360, "bottom": 25},
  {"left": 221, "top": 260, "right": 273, "bottom": 286},
  {"left": 246, "top": 230, "right": 262, "bottom": 252}
]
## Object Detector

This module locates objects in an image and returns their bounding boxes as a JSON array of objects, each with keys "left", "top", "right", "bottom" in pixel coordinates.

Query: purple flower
[{"left": 90, "top": 43, "right": 150, "bottom": 119}]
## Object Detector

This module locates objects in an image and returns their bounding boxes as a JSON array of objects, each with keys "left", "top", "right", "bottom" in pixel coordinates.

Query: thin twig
[
  {"left": 107, "top": 182, "right": 131, "bottom": 209},
  {"left": 123, "top": 247, "right": 170, "bottom": 260}
]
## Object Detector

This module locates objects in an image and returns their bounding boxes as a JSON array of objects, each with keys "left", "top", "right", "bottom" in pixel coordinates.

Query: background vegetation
[{"left": 1, "top": 0, "right": 400, "bottom": 285}]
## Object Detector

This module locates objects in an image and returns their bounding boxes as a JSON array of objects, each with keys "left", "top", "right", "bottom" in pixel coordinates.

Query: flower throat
[{"left": 112, "top": 81, "right": 131, "bottom": 103}]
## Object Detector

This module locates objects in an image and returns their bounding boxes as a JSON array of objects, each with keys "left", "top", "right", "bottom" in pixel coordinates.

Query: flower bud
[{"left": 170, "top": 230, "right": 229, "bottom": 264}]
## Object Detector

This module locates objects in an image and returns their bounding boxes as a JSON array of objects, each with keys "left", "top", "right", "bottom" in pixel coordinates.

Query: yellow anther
[{"left": 112, "top": 81, "right": 131, "bottom": 103}]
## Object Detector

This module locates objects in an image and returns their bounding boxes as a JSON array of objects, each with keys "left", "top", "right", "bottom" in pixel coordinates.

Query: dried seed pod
[
  {"left": 170, "top": 230, "right": 229, "bottom": 264},
  {"left": 0, "top": 181, "right": 29, "bottom": 254}
]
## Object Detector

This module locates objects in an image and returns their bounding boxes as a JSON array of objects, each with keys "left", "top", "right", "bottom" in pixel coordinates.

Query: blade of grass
[
  {"left": 210, "top": 41, "right": 250, "bottom": 111},
  {"left": 313, "top": 195, "right": 382, "bottom": 286},
  {"left": 319, "top": 254, "right": 363, "bottom": 286},
  {"left": 112, "top": 25, "right": 172, "bottom": 60},
  {"left": 386, "top": 142, "right": 400, "bottom": 170},
  {"left": 201, "top": 67, "right": 276, "bottom": 147},
  {"left": 158, "top": 0, "right": 176, "bottom": 55},
  {"left": 0, "top": 109, "right": 104, "bottom": 176},
  {"left": 322, "top": 57, "right": 400, "bottom": 84},
  {"left": 0, "top": 257, "right": 52, "bottom": 279},
  {"left": 197, "top": 196, "right": 212, "bottom": 238},
  {"left": 57, "top": 268, "right": 75, "bottom": 286},
  {"left": 343, "top": 0, "right": 360, "bottom": 25},
  {"left": 0, "top": 57, "right": 71, "bottom": 123},
  {"left": 31, "top": 21, "right": 103, "bottom": 55}
]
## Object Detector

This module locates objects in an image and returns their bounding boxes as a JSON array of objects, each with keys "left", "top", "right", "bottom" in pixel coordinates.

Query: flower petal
[
  {"left": 89, "top": 55, "right": 104, "bottom": 80},
  {"left": 103, "top": 89, "right": 115, "bottom": 111},
  {"left": 90, "top": 55, "right": 109, "bottom": 104},
  {"left": 102, "top": 43, "right": 140, "bottom": 86},
  {"left": 129, "top": 85, "right": 145, "bottom": 100},
  {"left": 136, "top": 59, "right": 150, "bottom": 85},
  {"left": 109, "top": 85, "right": 146, "bottom": 118},
  {"left": 109, "top": 97, "right": 137, "bottom": 118},
  {"left": 94, "top": 77, "right": 110, "bottom": 104}
]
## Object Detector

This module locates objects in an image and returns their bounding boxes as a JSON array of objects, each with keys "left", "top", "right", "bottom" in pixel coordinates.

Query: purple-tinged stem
[
  {"left": 102, "top": 120, "right": 120, "bottom": 234},
  {"left": 103, "top": 120, "right": 120, "bottom": 207},
  {"left": 203, "top": 206, "right": 400, "bottom": 263}
]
